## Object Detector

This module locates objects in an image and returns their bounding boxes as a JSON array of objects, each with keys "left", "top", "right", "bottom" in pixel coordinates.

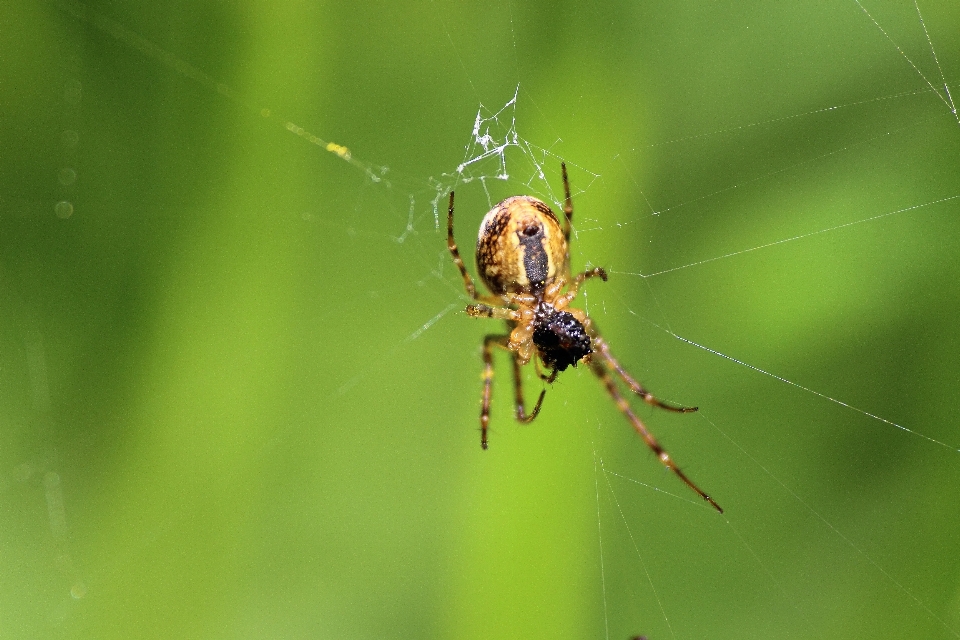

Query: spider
[{"left": 447, "top": 163, "right": 722, "bottom": 513}]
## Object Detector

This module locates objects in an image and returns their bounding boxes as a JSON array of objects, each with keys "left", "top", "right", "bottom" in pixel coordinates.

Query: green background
[{"left": 2, "top": 1, "right": 960, "bottom": 638}]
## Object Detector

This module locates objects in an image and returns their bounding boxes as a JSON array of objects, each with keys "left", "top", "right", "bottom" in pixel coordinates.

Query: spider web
[
  {"left": 1, "top": 1, "right": 959, "bottom": 639},
  {"left": 437, "top": 83, "right": 960, "bottom": 640}
]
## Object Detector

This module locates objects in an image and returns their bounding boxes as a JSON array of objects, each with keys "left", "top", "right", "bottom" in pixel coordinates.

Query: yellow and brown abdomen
[{"left": 475, "top": 196, "right": 568, "bottom": 296}]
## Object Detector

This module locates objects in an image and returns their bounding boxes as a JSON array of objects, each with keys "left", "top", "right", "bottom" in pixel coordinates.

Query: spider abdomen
[
  {"left": 476, "top": 196, "right": 568, "bottom": 295},
  {"left": 532, "top": 307, "right": 592, "bottom": 372}
]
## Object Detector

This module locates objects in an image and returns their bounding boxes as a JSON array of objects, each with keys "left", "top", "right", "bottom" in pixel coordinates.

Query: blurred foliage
[{"left": 1, "top": 1, "right": 960, "bottom": 639}]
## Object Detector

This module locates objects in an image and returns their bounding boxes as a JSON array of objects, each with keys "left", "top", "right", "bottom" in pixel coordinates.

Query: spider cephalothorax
[
  {"left": 532, "top": 305, "right": 591, "bottom": 372},
  {"left": 446, "top": 163, "right": 722, "bottom": 513}
]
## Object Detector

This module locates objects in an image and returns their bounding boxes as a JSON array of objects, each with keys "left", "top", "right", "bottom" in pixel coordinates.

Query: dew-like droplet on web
[
  {"left": 55, "top": 201, "right": 74, "bottom": 219},
  {"left": 70, "top": 582, "right": 87, "bottom": 599}
]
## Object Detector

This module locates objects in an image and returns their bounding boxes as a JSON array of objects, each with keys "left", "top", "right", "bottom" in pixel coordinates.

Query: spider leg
[
  {"left": 510, "top": 349, "right": 546, "bottom": 423},
  {"left": 561, "top": 161, "right": 573, "bottom": 243},
  {"left": 555, "top": 267, "right": 608, "bottom": 309},
  {"left": 466, "top": 303, "right": 520, "bottom": 321},
  {"left": 560, "top": 162, "right": 574, "bottom": 278},
  {"left": 571, "top": 266, "right": 608, "bottom": 289},
  {"left": 447, "top": 191, "right": 480, "bottom": 300},
  {"left": 533, "top": 356, "right": 559, "bottom": 383},
  {"left": 588, "top": 358, "right": 722, "bottom": 513},
  {"left": 479, "top": 334, "right": 504, "bottom": 449},
  {"left": 589, "top": 328, "right": 698, "bottom": 413},
  {"left": 480, "top": 334, "right": 546, "bottom": 449}
]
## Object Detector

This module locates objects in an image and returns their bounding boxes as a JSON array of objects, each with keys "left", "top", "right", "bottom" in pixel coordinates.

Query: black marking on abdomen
[{"left": 518, "top": 223, "right": 548, "bottom": 290}]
